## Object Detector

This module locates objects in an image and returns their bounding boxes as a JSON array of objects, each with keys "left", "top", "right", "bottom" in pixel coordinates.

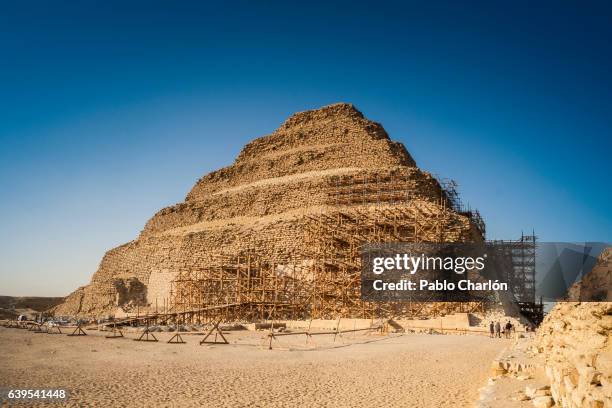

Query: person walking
[
  {"left": 505, "top": 321, "right": 512, "bottom": 339},
  {"left": 495, "top": 321, "right": 501, "bottom": 338},
  {"left": 489, "top": 321, "right": 495, "bottom": 338}
]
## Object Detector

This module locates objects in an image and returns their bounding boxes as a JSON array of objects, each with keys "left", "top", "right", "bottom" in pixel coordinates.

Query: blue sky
[{"left": 0, "top": 1, "right": 610, "bottom": 296}]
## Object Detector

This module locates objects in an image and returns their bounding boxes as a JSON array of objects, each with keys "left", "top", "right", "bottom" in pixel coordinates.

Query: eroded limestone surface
[{"left": 536, "top": 248, "right": 611, "bottom": 407}]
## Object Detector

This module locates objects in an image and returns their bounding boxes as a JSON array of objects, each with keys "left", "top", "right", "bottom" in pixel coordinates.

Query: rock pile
[{"left": 536, "top": 248, "right": 611, "bottom": 408}]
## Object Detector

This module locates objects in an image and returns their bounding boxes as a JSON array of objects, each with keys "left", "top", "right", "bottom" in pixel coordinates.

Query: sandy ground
[{"left": 0, "top": 327, "right": 510, "bottom": 407}]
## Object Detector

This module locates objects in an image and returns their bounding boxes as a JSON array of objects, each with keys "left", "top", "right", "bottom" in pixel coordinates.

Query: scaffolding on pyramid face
[
  {"left": 137, "top": 173, "right": 535, "bottom": 326},
  {"left": 166, "top": 203, "right": 487, "bottom": 325}
]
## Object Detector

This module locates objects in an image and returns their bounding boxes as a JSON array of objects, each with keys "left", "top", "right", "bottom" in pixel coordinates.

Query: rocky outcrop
[
  {"left": 536, "top": 248, "right": 612, "bottom": 408},
  {"left": 53, "top": 103, "right": 482, "bottom": 317}
]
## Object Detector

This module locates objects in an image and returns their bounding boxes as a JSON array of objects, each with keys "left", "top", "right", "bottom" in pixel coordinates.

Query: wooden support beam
[
  {"left": 134, "top": 327, "right": 158, "bottom": 342},
  {"left": 46, "top": 325, "right": 63, "bottom": 334},
  {"left": 30, "top": 323, "right": 45, "bottom": 333},
  {"left": 67, "top": 324, "right": 87, "bottom": 337},
  {"left": 199, "top": 321, "right": 228, "bottom": 345},
  {"left": 167, "top": 332, "right": 186, "bottom": 344}
]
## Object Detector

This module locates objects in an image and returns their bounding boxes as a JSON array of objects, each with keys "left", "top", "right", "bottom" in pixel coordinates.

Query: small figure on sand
[
  {"left": 489, "top": 321, "right": 494, "bottom": 338},
  {"left": 505, "top": 321, "right": 513, "bottom": 339},
  {"left": 495, "top": 321, "right": 501, "bottom": 338}
]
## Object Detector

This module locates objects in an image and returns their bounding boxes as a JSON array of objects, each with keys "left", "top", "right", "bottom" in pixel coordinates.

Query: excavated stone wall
[
  {"left": 52, "top": 103, "right": 482, "bottom": 318},
  {"left": 536, "top": 248, "right": 611, "bottom": 408}
]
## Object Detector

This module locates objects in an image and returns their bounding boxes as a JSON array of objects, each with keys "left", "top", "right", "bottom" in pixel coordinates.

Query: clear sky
[{"left": 0, "top": 1, "right": 610, "bottom": 296}]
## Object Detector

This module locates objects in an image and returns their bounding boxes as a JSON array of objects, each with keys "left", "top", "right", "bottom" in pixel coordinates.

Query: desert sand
[{"left": 0, "top": 327, "right": 510, "bottom": 407}]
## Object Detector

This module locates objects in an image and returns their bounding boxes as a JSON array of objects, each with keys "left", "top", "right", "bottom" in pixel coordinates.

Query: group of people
[{"left": 489, "top": 320, "right": 514, "bottom": 338}]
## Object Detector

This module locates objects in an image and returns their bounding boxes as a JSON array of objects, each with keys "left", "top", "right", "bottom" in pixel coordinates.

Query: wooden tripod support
[
  {"left": 199, "top": 321, "right": 228, "bottom": 345},
  {"left": 67, "top": 324, "right": 87, "bottom": 336},
  {"left": 31, "top": 323, "right": 45, "bottom": 333},
  {"left": 47, "top": 325, "right": 63, "bottom": 334},
  {"left": 135, "top": 327, "right": 158, "bottom": 342},
  {"left": 168, "top": 332, "right": 186, "bottom": 344}
]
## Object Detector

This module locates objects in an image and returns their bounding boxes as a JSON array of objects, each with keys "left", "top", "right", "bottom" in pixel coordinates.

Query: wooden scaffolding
[{"left": 167, "top": 203, "right": 485, "bottom": 323}]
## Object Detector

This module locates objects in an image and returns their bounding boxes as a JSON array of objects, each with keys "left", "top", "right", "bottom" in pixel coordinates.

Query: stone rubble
[{"left": 536, "top": 248, "right": 611, "bottom": 408}]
